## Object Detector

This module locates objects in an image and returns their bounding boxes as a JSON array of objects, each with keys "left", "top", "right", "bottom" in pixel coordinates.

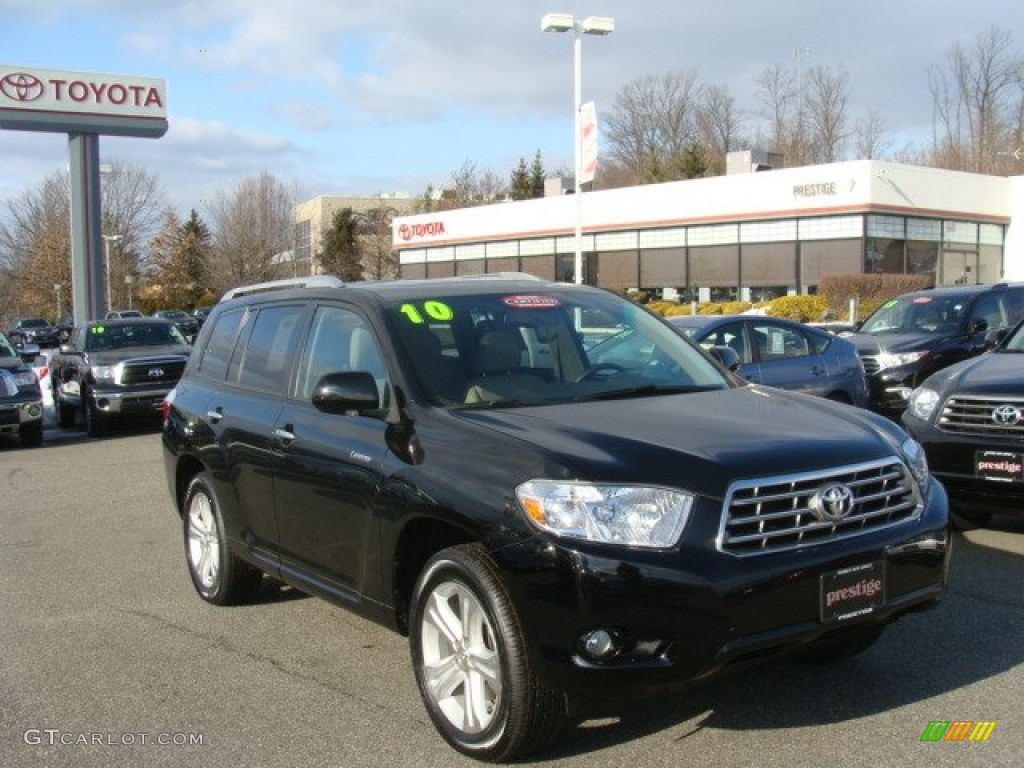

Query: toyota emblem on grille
[
  {"left": 992, "top": 404, "right": 1021, "bottom": 425},
  {"left": 148, "top": 367, "right": 165, "bottom": 378},
  {"left": 810, "top": 483, "right": 855, "bottom": 523}
]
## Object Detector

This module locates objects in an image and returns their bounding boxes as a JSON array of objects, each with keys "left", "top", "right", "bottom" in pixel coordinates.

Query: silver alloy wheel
[
  {"left": 419, "top": 580, "right": 503, "bottom": 735},
  {"left": 187, "top": 491, "right": 220, "bottom": 590}
]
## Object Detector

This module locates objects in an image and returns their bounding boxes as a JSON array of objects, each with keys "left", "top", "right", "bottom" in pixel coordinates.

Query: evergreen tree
[
  {"left": 319, "top": 208, "right": 364, "bottom": 281},
  {"left": 509, "top": 158, "right": 532, "bottom": 200}
]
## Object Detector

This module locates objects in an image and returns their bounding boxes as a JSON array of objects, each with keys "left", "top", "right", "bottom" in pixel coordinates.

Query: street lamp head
[
  {"left": 581, "top": 16, "right": 614, "bottom": 35},
  {"left": 102, "top": 234, "right": 122, "bottom": 243},
  {"left": 541, "top": 12, "right": 574, "bottom": 33}
]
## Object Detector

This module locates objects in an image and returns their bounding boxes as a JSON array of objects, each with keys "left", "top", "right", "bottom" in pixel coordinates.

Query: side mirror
[
  {"left": 968, "top": 318, "right": 989, "bottom": 335},
  {"left": 312, "top": 371, "right": 380, "bottom": 415},
  {"left": 708, "top": 345, "right": 741, "bottom": 372}
]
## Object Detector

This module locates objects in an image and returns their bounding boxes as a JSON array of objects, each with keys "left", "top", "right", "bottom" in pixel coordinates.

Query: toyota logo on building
[
  {"left": 0, "top": 73, "right": 44, "bottom": 102},
  {"left": 992, "top": 404, "right": 1022, "bottom": 426},
  {"left": 810, "top": 483, "right": 855, "bottom": 523},
  {"left": 148, "top": 368, "right": 165, "bottom": 378}
]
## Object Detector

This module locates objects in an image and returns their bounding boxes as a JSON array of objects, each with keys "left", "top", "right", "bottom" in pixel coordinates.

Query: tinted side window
[
  {"left": 296, "top": 305, "right": 385, "bottom": 401},
  {"left": 197, "top": 308, "right": 244, "bottom": 381},
  {"left": 969, "top": 293, "right": 1006, "bottom": 330},
  {"left": 752, "top": 323, "right": 808, "bottom": 360},
  {"left": 1002, "top": 287, "right": 1024, "bottom": 324},
  {"left": 234, "top": 305, "right": 306, "bottom": 393}
]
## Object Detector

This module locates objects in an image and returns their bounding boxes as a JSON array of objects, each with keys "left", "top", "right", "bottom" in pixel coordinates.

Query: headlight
[
  {"left": 908, "top": 387, "right": 941, "bottom": 421},
  {"left": 901, "top": 438, "right": 930, "bottom": 490},
  {"left": 516, "top": 480, "right": 692, "bottom": 548},
  {"left": 875, "top": 350, "right": 929, "bottom": 371},
  {"left": 91, "top": 365, "right": 116, "bottom": 382}
]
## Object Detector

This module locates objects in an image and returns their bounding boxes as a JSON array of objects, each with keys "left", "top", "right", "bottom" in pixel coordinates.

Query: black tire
[
  {"left": 83, "top": 388, "right": 103, "bottom": 438},
  {"left": 410, "top": 544, "right": 566, "bottom": 762},
  {"left": 19, "top": 421, "right": 43, "bottom": 448},
  {"left": 182, "top": 473, "right": 262, "bottom": 606},
  {"left": 795, "top": 624, "right": 886, "bottom": 663},
  {"left": 53, "top": 380, "right": 76, "bottom": 428}
]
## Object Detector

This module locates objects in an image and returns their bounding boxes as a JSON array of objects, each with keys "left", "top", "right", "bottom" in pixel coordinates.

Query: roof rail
[
  {"left": 221, "top": 275, "right": 345, "bottom": 301},
  {"left": 458, "top": 272, "right": 543, "bottom": 281}
]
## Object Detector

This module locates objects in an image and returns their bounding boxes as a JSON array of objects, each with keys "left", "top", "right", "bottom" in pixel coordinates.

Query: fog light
[
  {"left": 580, "top": 629, "right": 621, "bottom": 661},
  {"left": 26, "top": 404, "right": 42, "bottom": 418}
]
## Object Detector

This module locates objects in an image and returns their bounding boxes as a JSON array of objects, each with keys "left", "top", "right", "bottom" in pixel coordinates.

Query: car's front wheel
[
  {"left": 53, "top": 379, "right": 76, "bottom": 428},
  {"left": 410, "top": 544, "right": 565, "bottom": 762},
  {"left": 183, "top": 473, "right": 262, "bottom": 605},
  {"left": 19, "top": 421, "right": 43, "bottom": 448},
  {"left": 83, "top": 388, "right": 103, "bottom": 438}
]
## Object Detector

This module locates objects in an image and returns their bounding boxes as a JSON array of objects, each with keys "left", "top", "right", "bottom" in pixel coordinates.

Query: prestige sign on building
[{"left": 0, "top": 65, "right": 167, "bottom": 137}]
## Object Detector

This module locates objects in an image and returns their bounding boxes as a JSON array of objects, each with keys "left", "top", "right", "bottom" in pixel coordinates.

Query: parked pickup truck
[{"left": 50, "top": 318, "right": 191, "bottom": 437}]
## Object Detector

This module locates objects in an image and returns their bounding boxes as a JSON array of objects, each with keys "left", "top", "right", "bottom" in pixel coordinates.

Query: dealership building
[{"left": 391, "top": 159, "right": 1024, "bottom": 301}]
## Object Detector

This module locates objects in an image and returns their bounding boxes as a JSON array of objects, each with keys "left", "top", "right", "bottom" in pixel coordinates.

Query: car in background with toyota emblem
[
  {"left": 903, "top": 318, "right": 1024, "bottom": 530},
  {"left": 50, "top": 317, "right": 190, "bottom": 437}
]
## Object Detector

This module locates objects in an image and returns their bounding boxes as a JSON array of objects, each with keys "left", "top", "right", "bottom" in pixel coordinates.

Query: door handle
[
  {"left": 273, "top": 426, "right": 296, "bottom": 444},
  {"left": 206, "top": 408, "right": 223, "bottom": 423}
]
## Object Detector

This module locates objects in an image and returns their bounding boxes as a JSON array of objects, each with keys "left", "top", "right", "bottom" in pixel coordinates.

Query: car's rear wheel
[
  {"left": 54, "top": 380, "right": 76, "bottom": 428},
  {"left": 183, "top": 473, "right": 262, "bottom": 605},
  {"left": 83, "top": 389, "right": 103, "bottom": 438},
  {"left": 410, "top": 544, "right": 565, "bottom": 762}
]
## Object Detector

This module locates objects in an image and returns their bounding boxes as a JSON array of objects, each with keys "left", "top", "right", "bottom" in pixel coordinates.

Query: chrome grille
[
  {"left": 719, "top": 458, "right": 921, "bottom": 556},
  {"left": 938, "top": 395, "right": 1024, "bottom": 438},
  {"left": 859, "top": 355, "right": 880, "bottom": 375},
  {"left": 116, "top": 356, "right": 188, "bottom": 386}
]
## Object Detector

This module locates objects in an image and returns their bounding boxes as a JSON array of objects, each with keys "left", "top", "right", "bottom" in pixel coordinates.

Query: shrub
[{"left": 767, "top": 294, "right": 830, "bottom": 322}]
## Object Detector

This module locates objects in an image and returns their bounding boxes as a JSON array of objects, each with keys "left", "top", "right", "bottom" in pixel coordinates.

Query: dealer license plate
[
  {"left": 820, "top": 561, "right": 885, "bottom": 623},
  {"left": 975, "top": 450, "right": 1024, "bottom": 483}
]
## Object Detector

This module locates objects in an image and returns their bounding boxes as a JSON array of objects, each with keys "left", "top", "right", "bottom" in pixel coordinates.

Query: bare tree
[
  {"left": 929, "top": 25, "right": 1024, "bottom": 173},
  {"left": 100, "top": 161, "right": 165, "bottom": 309},
  {"left": 604, "top": 70, "right": 705, "bottom": 183},
  {"left": 208, "top": 171, "right": 296, "bottom": 295},
  {"left": 755, "top": 63, "right": 798, "bottom": 161},
  {"left": 358, "top": 202, "right": 400, "bottom": 280},
  {"left": 698, "top": 83, "right": 746, "bottom": 174},
  {"left": 854, "top": 109, "right": 889, "bottom": 159},
  {"left": 804, "top": 64, "right": 851, "bottom": 163}
]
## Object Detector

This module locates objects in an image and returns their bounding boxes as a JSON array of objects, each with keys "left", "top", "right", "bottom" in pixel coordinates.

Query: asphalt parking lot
[{"left": 1, "top": 425, "right": 1022, "bottom": 768}]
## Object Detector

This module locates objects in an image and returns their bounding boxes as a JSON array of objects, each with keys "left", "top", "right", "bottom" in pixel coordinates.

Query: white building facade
[{"left": 393, "top": 160, "right": 1024, "bottom": 301}]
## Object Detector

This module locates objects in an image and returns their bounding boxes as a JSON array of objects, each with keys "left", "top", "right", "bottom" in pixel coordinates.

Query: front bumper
[
  {"left": 90, "top": 386, "right": 173, "bottom": 415},
  {"left": 0, "top": 396, "right": 44, "bottom": 434},
  {"left": 495, "top": 483, "right": 949, "bottom": 695},
  {"left": 903, "top": 417, "right": 1024, "bottom": 516},
  {"left": 866, "top": 366, "right": 921, "bottom": 417}
]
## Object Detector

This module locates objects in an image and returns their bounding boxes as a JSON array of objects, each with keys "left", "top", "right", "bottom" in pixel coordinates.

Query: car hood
[
  {"left": 929, "top": 351, "right": 1024, "bottom": 396},
  {"left": 452, "top": 386, "right": 904, "bottom": 500},
  {"left": 846, "top": 331, "right": 956, "bottom": 355},
  {"left": 84, "top": 345, "right": 191, "bottom": 364}
]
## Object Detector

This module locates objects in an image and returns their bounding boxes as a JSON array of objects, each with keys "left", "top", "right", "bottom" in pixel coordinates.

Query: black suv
[
  {"left": 902, "top": 317, "right": 1024, "bottom": 529},
  {"left": 51, "top": 318, "right": 191, "bottom": 437},
  {"left": 0, "top": 332, "right": 43, "bottom": 447},
  {"left": 847, "top": 283, "right": 1024, "bottom": 419},
  {"left": 162, "top": 275, "right": 949, "bottom": 761},
  {"left": 7, "top": 316, "right": 61, "bottom": 348}
]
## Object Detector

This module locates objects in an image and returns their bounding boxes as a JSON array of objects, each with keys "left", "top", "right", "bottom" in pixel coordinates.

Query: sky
[{"left": 1, "top": 0, "right": 1023, "bottom": 218}]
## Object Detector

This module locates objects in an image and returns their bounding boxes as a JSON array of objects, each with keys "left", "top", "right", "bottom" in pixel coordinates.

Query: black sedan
[
  {"left": 666, "top": 314, "right": 869, "bottom": 407},
  {"left": 903, "top": 319, "right": 1024, "bottom": 529},
  {"left": 7, "top": 316, "right": 61, "bottom": 348}
]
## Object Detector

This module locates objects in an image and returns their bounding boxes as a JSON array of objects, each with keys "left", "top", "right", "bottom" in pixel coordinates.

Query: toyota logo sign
[
  {"left": 148, "top": 368, "right": 165, "bottom": 378},
  {"left": 0, "top": 73, "right": 44, "bottom": 102}
]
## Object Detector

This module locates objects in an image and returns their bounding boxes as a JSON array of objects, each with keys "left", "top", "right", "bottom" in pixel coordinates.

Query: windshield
[
  {"left": 0, "top": 334, "right": 17, "bottom": 358},
  {"left": 1002, "top": 322, "right": 1024, "bottom": 351},
  {"left": 20, "top": 317, "right": 48, "bottom": 328},
  {"left": 85, "top": 322, "right": 187, "bottom": 351},
  {"left": 385, "top": 288, "right": 727, "bottom": 407},
  {"left": 860, "top": 294, "right": 968, "bottom": 334}
]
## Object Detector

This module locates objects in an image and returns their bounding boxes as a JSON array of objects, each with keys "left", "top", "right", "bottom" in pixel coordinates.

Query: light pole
[
  {"left": 102, "top": 234, "right": 121, "bottom": 312},
  {"left": 54, "top": 283, "right": 61, "bottom": 320},
  {"left": 541, "top": 13, "right": 614, "bottom": 284}
]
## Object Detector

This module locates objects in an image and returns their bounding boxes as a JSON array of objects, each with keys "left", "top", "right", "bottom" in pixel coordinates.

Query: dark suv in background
[
  {"left": 846, "top": 283, "right": 1024, "bottom": 418},
  {"left": 162, "top": 275, "right": 948, "bottom": 762}
]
